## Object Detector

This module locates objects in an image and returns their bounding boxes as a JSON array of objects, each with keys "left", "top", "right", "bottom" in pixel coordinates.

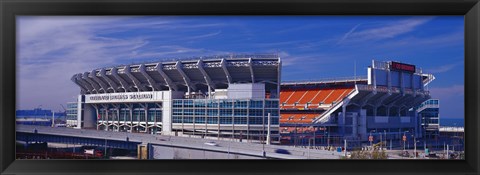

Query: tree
[{"left": 348, "top": 149, "right": 388, "bottom": 159}]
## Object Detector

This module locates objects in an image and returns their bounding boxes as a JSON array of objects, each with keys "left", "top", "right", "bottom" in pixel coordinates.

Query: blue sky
[{"left": 17, "top": 16, "right": 464, "bottom": 119}]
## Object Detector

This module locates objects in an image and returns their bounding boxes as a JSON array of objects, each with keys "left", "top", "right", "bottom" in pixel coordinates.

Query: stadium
[
  {"left": 278, "top": 60, "right": 437, "bottom": 147},
  {"left": 71, "top": 54, "right": 281, "bottom": 143},
  {"left": 71, "top": 55, "right": 438, "bottom": 147}
]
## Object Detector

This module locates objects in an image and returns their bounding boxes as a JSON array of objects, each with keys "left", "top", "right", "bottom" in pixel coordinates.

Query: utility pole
[
  {"left": 266, "top": 113, "right": 271, "bottom": 145},
  {"left": 447, "top": 144, "right": 449, "bottom": 159},
  {"left": 344, "top": 139, "right": 347, "bottom": 157},
  {"left": 413, "top": 135, "right": 417, "bottom": 159}
]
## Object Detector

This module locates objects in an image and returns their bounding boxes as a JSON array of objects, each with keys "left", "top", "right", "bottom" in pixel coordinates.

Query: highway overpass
[{"left": 16, "top": 125, "right": 344, "bottom": 159}]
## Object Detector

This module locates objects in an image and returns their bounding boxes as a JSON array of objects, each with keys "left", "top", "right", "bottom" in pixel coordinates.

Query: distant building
[
  {"left": 417, "top": 99, "right": 440, "bottom": 140},
  {"left": 66, "top": 102, "right": 79, "bottom": 127},
  {"left": 16, "top": 108, "right": 64, "bottom": 126},
  {"left": 16, "top": 108, "right": 65, "bottom": 119}
]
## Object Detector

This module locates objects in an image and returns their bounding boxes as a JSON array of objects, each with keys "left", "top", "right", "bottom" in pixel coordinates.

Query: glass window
[
  {"left": 234, "top": 100, "right": 248, "bottom": 108},
  {"left": 219, "top": 117, "right": 232, "bottom": 124},
  {"left": 265, "top": 109, "right": 279, "bottom": 117},
  {"left": 184, "top": 109, "right": 194, "bottom": 116},
  {"left": 195, "top": 117, "right": 206, "bottom": 124},
  {"left": 207, "top": 117, "right": 218, "bottom": 124},
  {"left": 173, "top": 109, "right": 183, "bottom": 115},
  {"left": 172, "top": 116, "right": 182, "bottom": 123},
  {"left": 184, "top": 100, "right": 193, "bottom": 108},
  {"left": 207, "top": 109, "right": 218, "bottom": 116},
  {"left": 194, "top": 100, "right": 206, "bottom": 108},
  {"left": 270, "top": 117, "right": 279, "bottom": 125},
  {"left": 173, "top": 100, "right": 183, "bottom": 108},
  {"left": 195, "top": 108, "right": 206, "bottom": 116},
  {"left": 249, "top": 117, "right": 264, "bottom": 124},
  {"left": 183, "top": 117, "right": 193, "bottom": 123},
  {"left": 207, "top": 101, "right": 218, "bottom": 108},
  {"left": 265, "top": 100, "right": 279, "bottom": 108},
  {"left": 219, "top": 100, "right": 233, "bottom": 108},
  {"left": 220, "top": 109, "right": 232, "bottom": 116},
  {"left": 132, "top": 110, "right": 140, "bottom": 121},
  {"left": 234, "top": 117, "right": 247, "bottom": 124},
  {"left": 234, "top": 109, "right": 247, "bottom": 116},
  {"left": 249, "top": 100, "right": 263, "bottom": 108},
  {"left": 120, "top": 109, "right": 128, "bottom": 121},
  {"left": 249, "top": 109, "right": 263, "bottom": 116},
  {"left": 155, "top": 110, "right": 162, "bottom": 122},
  {"left": 147, "top": 110, "right": 155, "bottom": 122}
]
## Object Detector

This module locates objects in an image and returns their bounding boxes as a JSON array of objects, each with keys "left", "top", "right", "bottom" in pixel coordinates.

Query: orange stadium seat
[
  {"left": 310, "top": 88, "right": 334, "bottom": 104},
  {"left": 280, "top": 90, "right": 294, "bottom": 104},
  {"left": 285, "top": 89, "right": 308, "bottom": 104},
  {"left": 298, "top": 90, "right": 319, "bottom": 104}
]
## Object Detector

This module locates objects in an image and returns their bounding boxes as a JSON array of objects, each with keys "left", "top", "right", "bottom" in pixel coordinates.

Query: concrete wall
[
  {"left": 161, "top": 91, "right": 183, "bottom": 136},
  {"left": 227, "top": 83, "right": 265, "bottom": 99},
  {"left": 370, "top": 69, "right": 423, "bottom": 89},
  {"left": 366, "top": 116, "right": 415, "bottom": 129},
  {"left": 76, "top": 95, "right": 83, "bottom": 129},
  {"left": 151, "top": 144, "right": 262, "bottom": 159},
  {"left": 83, "top": 103, "right": 96, "bottom": 129}
]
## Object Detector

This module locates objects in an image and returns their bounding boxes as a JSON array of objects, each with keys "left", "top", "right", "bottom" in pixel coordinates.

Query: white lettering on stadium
[{"left": 88, "top": 93, "right": 154, "bottom": 102}]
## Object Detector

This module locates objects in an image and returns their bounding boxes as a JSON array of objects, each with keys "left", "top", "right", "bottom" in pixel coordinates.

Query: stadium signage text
[
  {"left": 85, "top": 92, "right": 162, "bottom": 103},
  {"left": 390, "top": 62, "right": 416, "bottom": 73}
]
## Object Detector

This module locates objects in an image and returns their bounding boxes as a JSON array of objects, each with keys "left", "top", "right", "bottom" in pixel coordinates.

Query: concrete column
[
  {"left": 267, "top": 113, "right": 271, "bottom": 145},
  {"left": 76, "top": 95, "right": 83, "bottom": 129},
  {"left": 371, "top": 60, "right": 377, "bottom": 91},
  {"left": 129, "top": 104, "right": 133, "bottom": 133},
  {"left": 161, "top": 91, "right": 173, "bottom": 136},
  {"left": 83, "top": 103, "right": 96, "bottom": 130}
]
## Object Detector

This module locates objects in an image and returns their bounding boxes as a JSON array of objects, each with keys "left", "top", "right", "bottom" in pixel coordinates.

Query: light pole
[
  {"left": 412, "top": 134, "right": 417, "bottom": 159},
  {"left": 369, "top": 130, "right": 376, "bottom": 149},
  {"left": 403, "top": 131, "right": 409, "bottom": 151}
]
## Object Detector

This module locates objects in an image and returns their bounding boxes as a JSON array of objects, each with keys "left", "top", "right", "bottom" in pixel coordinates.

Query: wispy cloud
[
  {"left": 16, "top": 16, "right": 229, "bottom": 111},
  {"left": 425, "top": 61, "right": 463, "bottom": 74},
  {"left": 429, "top": 85, "right": 464, "bottom": 99},
  {"left": 180, "top": 30, "right": 222, "bottom": 41},
  {"left": 338, "top": 17, "right": 434, "bottom": 44},
  {"left": 337, "top": 24, "right": 361, "bottom": 45}
]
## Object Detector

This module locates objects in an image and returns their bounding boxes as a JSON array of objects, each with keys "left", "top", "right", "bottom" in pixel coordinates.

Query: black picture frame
[{"left": 1, "top": 0, "right": 479, "bottom": 175}]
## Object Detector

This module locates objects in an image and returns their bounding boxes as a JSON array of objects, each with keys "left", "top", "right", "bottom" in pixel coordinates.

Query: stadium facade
[
  {"left": 71, "top": 56, "right": 438, "bottom": 146},
  {"left": 71, "top": 54, "right": 281, "bottom": 143},
  {"left": 278, "top": 60, "right": 436, "bottom": 147}
]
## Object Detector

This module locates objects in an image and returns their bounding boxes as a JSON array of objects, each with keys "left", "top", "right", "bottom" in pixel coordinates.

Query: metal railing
[
  {"left": 282, "top": 76, "right": 368, "bottom": 85},
  {"left": 101, "top": 53, "right": 280, "bottom": 69}
]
